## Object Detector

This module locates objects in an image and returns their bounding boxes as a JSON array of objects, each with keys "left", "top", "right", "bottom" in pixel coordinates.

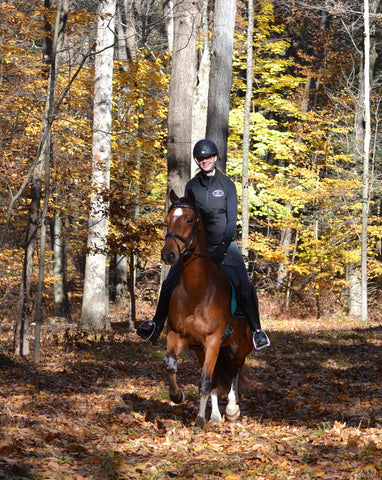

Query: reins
[{"left": 166, "top": 203, "right": 209, "bottom": 259}]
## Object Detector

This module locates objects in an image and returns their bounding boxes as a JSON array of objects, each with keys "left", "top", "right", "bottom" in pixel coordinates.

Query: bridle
[{"left": 165, "top": 203, "right": 201, "bottom": 257}]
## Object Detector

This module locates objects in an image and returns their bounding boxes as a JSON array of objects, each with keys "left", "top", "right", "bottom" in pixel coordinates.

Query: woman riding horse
[
  {"left": 159, "top": 190, "right": 253, "bottom": 426},
  {"left": 138, "top": 139, "right": 270, "bottom": 351}
]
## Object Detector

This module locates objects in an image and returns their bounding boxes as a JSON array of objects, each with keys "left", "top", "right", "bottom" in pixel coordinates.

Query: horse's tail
[{"left": 213, "top": 345, "right": 236, "bottom": 392}]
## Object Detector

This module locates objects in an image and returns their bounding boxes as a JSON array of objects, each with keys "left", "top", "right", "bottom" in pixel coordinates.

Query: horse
[{"left": 161, "top": 189, "right": 253, "bottom": 428}]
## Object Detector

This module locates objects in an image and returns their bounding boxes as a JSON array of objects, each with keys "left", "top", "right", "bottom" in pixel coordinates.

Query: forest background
[
  {"left": 1, "top": 0, "right": 382, "bottom": 352},
  {"left": 1, "top": 1, "right": 382, "bottom": 479}
]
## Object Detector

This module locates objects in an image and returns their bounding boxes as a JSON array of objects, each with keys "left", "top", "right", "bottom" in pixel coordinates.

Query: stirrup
[
  {"left": 253, "top": 330, "right": 271, "bottom": 351},
  {"left": 137, "top": 319, "right": 156, "bottom": 340}
]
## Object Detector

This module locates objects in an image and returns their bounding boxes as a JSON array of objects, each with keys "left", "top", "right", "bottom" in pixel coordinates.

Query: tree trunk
[
  {"left": 51, "top": 212, "right": 70, "bottom": 318},
  {"left": 241, "top": 0, "right": 254, "bottom": 255},
  {"left": 285, "top": 230, "right": 299, "bottom": 311},
  {"left": 114, "top": 254, "right": 128, "bottom": 306},
  {"left": 167, "top": 0, "right": 200, "bottom": 197},
  {"left": 80, "top": 0, "right": 116, "bottom": 331},
  {"left": 162, "top": 0, "right": 174, "bottom": 51},
  {"left": 276, "top": 205, "right": 293, "bottom": 290},
  {"left": 191, "top": 0, "right": 210, "bottom": 177},
  {"left": 350, "top": 0, "right": 380, "bottom": 320},
  {"left": 206, "top": 0, "right": 236, "bottom": 171},
  {"left": 33, "top": 132, "right": 52, "bottom": 364},
  {"left": 14, "top": 0, "right": 68, "bottom": 356},
  {"left": 128, "top": 251, "right": 136, "bottom": 328},
  {"left": 117, "top": 0, "right": 137, "bottom": 61},
  {"left": 361, "top": 0, "right": 371, "bottom": 322},
  {"left": 348, "top": 264, "right": 362, "bottom": 316}
]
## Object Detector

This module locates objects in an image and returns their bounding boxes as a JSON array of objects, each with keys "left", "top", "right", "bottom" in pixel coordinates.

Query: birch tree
[
  {"left": 80, "top": 0, "right": 116, "bottom": 331},
  {"left": 361, "top": 0, "right": 371, "bottom": 321}
]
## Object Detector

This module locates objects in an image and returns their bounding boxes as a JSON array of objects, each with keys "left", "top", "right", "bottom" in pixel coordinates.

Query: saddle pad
[{"left": 228, "top": 280, "right": 246, "bottom": 318}]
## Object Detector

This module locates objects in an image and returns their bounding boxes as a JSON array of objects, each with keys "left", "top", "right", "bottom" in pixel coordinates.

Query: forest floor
[{"left": 0, "top": 307, "right": 381, "bottom": 479}]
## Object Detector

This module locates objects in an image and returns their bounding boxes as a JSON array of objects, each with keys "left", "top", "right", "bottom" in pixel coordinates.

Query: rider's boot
[
  {"left": 240, "top": 286, "right": 271, "bottom": 351},
  {"left": 136, "top": 285, "right": 169, "bottom": 343},
  {"left": 136, "top": 265, "right": 180, "bottom": 343}
]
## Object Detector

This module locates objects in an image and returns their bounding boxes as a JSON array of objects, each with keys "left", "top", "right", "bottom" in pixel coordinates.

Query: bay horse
[{"left": 161, "top": 189, "right": 253, "bottom": 428}]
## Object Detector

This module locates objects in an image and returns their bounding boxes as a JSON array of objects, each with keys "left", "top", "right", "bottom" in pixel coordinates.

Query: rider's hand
[{"left": 214, "top": 242, "right": 228, "bottom": 263}]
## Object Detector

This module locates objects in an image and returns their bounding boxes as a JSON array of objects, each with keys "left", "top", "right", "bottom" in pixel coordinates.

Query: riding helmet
[{"left": 193, "top": 139, "right": 218, "bottom": 158}]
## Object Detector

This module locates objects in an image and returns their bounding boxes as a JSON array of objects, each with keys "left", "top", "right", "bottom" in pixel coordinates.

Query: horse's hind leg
[
  {"left": 210, "top": 388, "right": 222, "bottom": 423},
  {"left": 226, "top": 372, "right": 240, "bottom": 422}
]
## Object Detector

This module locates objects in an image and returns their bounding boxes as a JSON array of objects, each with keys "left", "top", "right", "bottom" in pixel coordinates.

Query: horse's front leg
[
  {"left": 196, "top": 336, "right": 220, "bottom": 428},
  {"left": 164, "top": 331, "right": 186, "bottom": 404},
  {"left": 196, "top": 370, "right": 211, "bottom": 428},
  {"left": 225, "top": 372, "right": 240, "bottom": 422}
]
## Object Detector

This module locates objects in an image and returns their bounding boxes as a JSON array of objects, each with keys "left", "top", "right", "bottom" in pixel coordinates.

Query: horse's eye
[{"left": 187, "top": 217, "right": 194, "bottom": 224}]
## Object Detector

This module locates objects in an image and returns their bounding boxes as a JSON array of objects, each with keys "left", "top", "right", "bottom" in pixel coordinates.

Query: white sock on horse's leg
[{"left": 210, "top": 388, "right": 222, "bottom": 423}]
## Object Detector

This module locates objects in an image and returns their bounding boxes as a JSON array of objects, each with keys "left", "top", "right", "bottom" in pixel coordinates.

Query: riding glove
[{"left": 214, "top": 242, "right": 228, "bottom": 262}]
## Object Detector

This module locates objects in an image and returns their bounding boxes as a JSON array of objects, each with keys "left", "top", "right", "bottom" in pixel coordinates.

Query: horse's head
[{"left": 161, "top": 189, "right": 203, "bottom": 265}]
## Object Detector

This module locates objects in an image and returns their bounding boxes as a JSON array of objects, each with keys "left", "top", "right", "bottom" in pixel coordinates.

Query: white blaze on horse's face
[{"left": 173, "top": 207, "right": 184, "bottom": 219}]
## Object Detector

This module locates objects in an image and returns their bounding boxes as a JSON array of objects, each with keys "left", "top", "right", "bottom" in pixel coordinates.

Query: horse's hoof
[
  {"left": 226, "top": 405, "right": 240, "bottom": 422},
  {"left": 195, "top": 416, "right": 206, "bottom": 428},
  {"left": 170, "top": 389, "right": 185, "bottom": 404},
  {"left": 210, "top": 412, "right": 222, "bottom": 423}
]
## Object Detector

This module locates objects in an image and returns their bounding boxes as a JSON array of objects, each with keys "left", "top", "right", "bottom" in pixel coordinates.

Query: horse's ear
[
  {"left": 186, "top": 189, "right": 196, "bottom": 205},
  {"left": 169, "top": 189, "right": 178, "bottom": 203}
]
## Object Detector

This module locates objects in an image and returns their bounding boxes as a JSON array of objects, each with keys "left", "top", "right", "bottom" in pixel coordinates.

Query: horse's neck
[
  {"left": 180, "top": 223, "right": 214, "bottom": 289},
  {"left": 181, "top": 255, "right": 215, "bottom": 292}
]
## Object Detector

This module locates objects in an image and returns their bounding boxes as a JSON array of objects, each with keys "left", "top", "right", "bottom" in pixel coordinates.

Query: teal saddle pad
[{"left": 227, "top": 280, "right": 246, "bottom": 318}]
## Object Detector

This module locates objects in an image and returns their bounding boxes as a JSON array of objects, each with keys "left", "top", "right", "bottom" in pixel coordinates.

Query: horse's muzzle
[{"left": 161, "top": 247, "right": 178, "bottom": 265}]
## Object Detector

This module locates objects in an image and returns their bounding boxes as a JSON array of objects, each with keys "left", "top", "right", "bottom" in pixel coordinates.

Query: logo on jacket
[{"left": 212, "top": 189, "right": 224, "bottom": 197}]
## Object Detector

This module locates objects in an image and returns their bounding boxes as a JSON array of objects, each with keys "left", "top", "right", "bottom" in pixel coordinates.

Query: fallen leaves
[{"left": 0, "top": 317, "right": 381, "bottom": 479}]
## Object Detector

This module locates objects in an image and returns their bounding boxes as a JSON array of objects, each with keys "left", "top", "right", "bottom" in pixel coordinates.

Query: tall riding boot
[
  {"left": 240, "top": 286, "right": 270, "bottom": 351},
  {"left": 136, "top": 264, "right": 180, "bottom": 343}
]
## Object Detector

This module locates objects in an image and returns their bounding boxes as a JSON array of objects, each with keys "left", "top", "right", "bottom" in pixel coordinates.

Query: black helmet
[{"left": 193, "top": 139, "right": 218, "bottom": 158}]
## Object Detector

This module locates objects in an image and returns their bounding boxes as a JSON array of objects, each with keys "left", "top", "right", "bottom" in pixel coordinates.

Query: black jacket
[{"left": 185, "top": 170, "right": 237, "bottom": 246}]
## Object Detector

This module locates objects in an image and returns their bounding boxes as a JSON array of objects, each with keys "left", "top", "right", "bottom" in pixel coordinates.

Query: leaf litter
[{"left": 0, "top": 316, "right": 381, "bottom": 479}]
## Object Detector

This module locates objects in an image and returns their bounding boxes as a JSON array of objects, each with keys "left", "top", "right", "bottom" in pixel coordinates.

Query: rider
[{"left": 137, "top": 139, "right": 270, "bottom": 351}]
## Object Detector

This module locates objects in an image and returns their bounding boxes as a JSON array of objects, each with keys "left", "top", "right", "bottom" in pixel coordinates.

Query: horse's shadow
[{"left": 119, "top": 392, "right": 198, "bottom": 427}]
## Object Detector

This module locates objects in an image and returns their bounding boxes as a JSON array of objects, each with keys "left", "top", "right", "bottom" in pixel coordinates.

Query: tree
[
  {"left": 166, "top": 0, "right": 200, "bottom": 197},
  {"left": 241, "top": 0, "right": 254, "bottom": 255},
  {"left": 206, "top": 0, "right": 236, "bottom": 170},
  {"left": 191, "top": 0, "right": 210, "bottom": 178},
  {"left": 80, "top": 0, "right": 116, "bottom": 331},
  {"left": 110, "top": 1, "right": 169, "bottom": 320},
  {"left": 229, "top": 0, "right": 358, "bottom": 315},
  {"left": 14, "top": 0, "right": 69, "bottom": 356}
]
